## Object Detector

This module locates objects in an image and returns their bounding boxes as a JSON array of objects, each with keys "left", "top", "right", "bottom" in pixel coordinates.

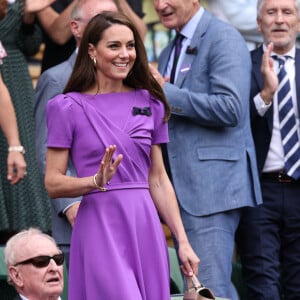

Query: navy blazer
[
  {"left": 158, "top": 10, "right": 262, "bottom": 216},
  {"left": 250, "top": 46, "right": 300, "bottom": 173},
  {"left": 34, "top": 51, "right": 80, "bottom": 246}
]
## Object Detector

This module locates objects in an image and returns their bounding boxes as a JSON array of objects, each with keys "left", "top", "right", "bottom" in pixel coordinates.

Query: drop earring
[{"left": 92, "top": 57, "right": 96, "bottom": 66}]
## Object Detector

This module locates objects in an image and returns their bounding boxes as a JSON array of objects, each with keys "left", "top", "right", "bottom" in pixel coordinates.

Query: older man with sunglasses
[{"left": 4, "top": 228, "right": 64, "bottom": 300}]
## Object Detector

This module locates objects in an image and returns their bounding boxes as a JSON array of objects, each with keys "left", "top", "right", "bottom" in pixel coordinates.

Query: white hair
[
  {"left": 257, "top": 0, "right": 300, "bottom": 18},
  {"left": 4, "top": 227, "right": 57, "bottom": 267}
]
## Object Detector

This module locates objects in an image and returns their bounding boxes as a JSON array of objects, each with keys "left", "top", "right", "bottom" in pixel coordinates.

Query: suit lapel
[
  {"left": 176, "top": 10, "right": 211, "bottom": 87},
  {"left": 158, "top": 39, "right": 174, "bottom": 76},
  {"left": 251, "top": 47, "right": 264, "bottom": 92},
  {"left": 295, "top": 49, "right": 300, "bottom": 117},
  {"left": 252, "top": 46, "right": 274, "bottom": 130},
  {"left": 68, "top": 51, "right": 77, "bottom": 68}
]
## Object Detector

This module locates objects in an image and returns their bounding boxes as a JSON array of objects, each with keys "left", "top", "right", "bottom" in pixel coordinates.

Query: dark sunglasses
[{"left": 14, "top": 253, "right": 64, "bottom": 268}]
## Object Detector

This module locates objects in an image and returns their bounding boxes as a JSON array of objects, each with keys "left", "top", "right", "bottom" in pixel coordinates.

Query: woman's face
[{"left": 89, "top": 24, "right": 136, "bottom": 82}]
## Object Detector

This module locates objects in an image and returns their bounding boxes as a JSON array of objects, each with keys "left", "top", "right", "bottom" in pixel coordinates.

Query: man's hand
[
  {"left": 260, "top": 42, "right": 278, "bottom": 105},
  {"left": 148, "top": 63, "right": 169, "bottom": 87},
  {"left": 65, "top": 202, "right": 80, "bottom": 227}
]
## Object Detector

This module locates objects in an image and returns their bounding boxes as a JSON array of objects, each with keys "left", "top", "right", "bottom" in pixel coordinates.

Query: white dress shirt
[
  {"left": 19, "top": 294, "right": 62, "bottom": 300},
  {"left": 254, "top": 45, "right": 300, "bottom": 173}
]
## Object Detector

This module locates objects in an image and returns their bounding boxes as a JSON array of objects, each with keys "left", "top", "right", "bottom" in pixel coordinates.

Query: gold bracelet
[{"left": 93, "top": 174, "right": 107, "bottom": 192}]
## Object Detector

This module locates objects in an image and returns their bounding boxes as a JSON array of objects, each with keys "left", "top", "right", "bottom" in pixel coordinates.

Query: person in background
[
  {"left": 114, "top": 0, "right": 147, "bottom": 39},
  {"left": 0, "top": 0, "right": 7, "bottom": 19},
  {"left": 126, "top": 0, "right": 144, "bottom": 18},
  {"left": 0, "top": 73, "right": 27, "bottom": 185},
  {"left": 28, "top": 0, "right": 147, "bottom": 72},
  {"left": 236, "top": 0, "right": 300, "bottom": 299},
  {"left": 35, "top": 0, "right": 78, "bottom": 73},
  {"left": 0, "top": 0, "right": 51, "bottom": 241},
  {"left": 149, "top": 0, "right": 262, "bottom": 299},
  {"left": 34, "top": 0, "right": 118, "bottom": 267},
  {"left": 0, "top": 0, "right": 26, "bottom": 186},
  {"left": 45, "top": 11, "right": 199, "bottom": 299},
  {"left": 4, "top": 227, "right": 64, "bottom": 300},
  {"left": 207, "top": 0, "right": 262, "bottom": 50}
]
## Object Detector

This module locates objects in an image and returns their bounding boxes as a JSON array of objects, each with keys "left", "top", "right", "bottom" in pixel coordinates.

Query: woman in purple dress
[{"left": 45, "top": 11, "right": 199, "bottom": 300}]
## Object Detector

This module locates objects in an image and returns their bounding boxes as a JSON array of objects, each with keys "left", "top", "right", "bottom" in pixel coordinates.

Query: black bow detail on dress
[
  {"left": 132, "top": 107, "right": 152, "bottom": 116},
  {"left": 186, "top": 46, "right": 198, "bottom": 55}
]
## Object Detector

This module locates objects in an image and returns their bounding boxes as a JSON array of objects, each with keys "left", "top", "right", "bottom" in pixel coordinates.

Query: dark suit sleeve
[
  {"left": 34, "top": 71, "right": 61, "bottom": 175},
  {"left": 249, "top": 48, "right": 272, "bottom": 173}
]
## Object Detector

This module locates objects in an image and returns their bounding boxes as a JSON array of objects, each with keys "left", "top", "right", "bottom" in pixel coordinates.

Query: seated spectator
[{"left": 4, "top": 227, "right": 64, "bottom": 300}]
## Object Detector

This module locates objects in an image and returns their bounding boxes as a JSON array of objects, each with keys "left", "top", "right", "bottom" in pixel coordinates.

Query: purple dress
[{"left": 46, "top": 90, "right": 170, "bottom": 299}]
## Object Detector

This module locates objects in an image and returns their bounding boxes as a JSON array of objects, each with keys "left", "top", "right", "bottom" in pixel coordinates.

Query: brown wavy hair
[{"left": 63, "top": 11, "right": 170, "bottom": 121}]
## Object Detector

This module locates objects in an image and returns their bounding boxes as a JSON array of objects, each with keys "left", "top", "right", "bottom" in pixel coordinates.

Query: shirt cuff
[
  {"left": 254, "top": 93, "right": 272, "bottom": 116},
  {"left": 62, "top": 201, "right": 81, "bottom": 214}
]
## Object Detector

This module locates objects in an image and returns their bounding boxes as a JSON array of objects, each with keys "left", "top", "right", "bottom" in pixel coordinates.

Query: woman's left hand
[{"left": 178, "top": 241, "right": 200, "bottom": 277}]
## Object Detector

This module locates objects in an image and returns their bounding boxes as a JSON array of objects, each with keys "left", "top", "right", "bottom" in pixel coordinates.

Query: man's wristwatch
[{"left": 8, "top": 146, "right": 25, "bottom": 154}]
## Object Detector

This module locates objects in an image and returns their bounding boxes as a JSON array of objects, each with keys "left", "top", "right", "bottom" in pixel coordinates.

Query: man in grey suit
[
  {"left": 149, "top": 0, "right": 262, "bottom": 299},
  {"left": 34, "top": 0, "right": 118, "bottom": 266}
]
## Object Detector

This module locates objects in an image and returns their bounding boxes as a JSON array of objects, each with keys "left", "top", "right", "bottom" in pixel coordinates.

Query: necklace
[{"left": 94, "top": 85, "right": 101, "bottom": 95}]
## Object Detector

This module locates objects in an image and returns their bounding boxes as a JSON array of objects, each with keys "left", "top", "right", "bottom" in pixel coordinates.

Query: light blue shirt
[{"left": 166, "top": 6, "right": 204, "bottom": 82}]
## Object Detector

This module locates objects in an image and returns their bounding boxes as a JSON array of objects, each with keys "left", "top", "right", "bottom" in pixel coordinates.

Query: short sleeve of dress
[
  {"left": 46, "top": 94, "right": 74, "bottom": 149},
  {"left": 150, "top": 96, "right": 169, "bottom": 145}
]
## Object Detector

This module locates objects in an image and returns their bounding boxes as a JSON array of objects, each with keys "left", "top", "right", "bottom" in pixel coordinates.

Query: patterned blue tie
[
  {"left": 274, "top": 55, "right": 300, "bottom": 179},
  {"left": 170, "top": 33, "right": 184, "bottom": 83}
]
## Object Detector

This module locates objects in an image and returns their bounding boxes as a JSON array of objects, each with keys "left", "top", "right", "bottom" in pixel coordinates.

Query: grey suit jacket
[
  {"left": 158, "top": 10, "right": 262, "bottom": 216},
  {"left": 34, "top": 51, "right": 80, "bottom": 245}
]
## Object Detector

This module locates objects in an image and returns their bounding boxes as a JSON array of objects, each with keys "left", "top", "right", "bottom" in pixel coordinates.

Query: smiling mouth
[
  {"left": 272, "top": 28, "right": 287, "bottom": 33},
  {"left": 114, "top": 63, "right": 128, "bottom": 67},
  {"left": 162, "top": 12, "right": 172, "bottom": 17}
]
